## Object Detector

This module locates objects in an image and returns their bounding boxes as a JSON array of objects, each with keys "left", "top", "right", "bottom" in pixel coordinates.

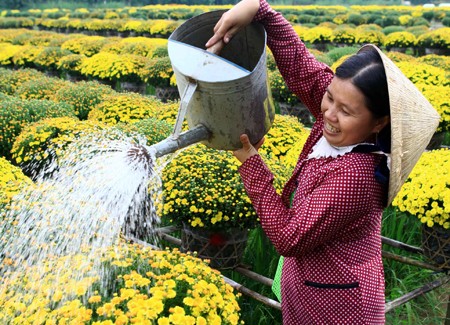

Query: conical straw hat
[{"left": 357, "top": 44, "right": 440, "bottom": 205}]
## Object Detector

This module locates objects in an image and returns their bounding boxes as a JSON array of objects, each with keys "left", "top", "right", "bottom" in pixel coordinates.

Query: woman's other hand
[
  {"left": 233, "top": 134, "right": 264, "bottom": 164},
  {"left": 205, "top": 0, "right": 260, "bottom": 54}
]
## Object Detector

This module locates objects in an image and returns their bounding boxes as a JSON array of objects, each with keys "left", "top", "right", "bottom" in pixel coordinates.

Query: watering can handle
[{"left": 172, "top": 81, "right": 197, "bottom": 139}]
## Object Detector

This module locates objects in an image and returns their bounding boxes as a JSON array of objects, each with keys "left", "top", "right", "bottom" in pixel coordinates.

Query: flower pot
[
  {"left": 389, "top": 47, "right": 407, "bottom": 53},
  {"left": 421, "top": 223, "right": 450, "bottom": 270},
  {"left": 181, "top": 223, "right": 249, "bottom": 269},
  {"left": 425, "top": 48, "right": 450, "bottom": 56},
  {"left": 119, "top": 81, "right": 147, "bottom": 94},
  {"left": 155, "top": 86, "right": 179, "bottom": 102}
]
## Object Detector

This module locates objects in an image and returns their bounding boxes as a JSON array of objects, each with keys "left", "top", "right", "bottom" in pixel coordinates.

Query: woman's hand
[
  {"left": 233, "top": 134, "right": 265, "bottom": 164},
  {"left": 205, "top": 0, "right": 260, "bottom": 54}
]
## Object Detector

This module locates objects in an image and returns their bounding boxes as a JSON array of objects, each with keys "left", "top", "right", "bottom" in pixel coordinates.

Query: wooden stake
[{"left": 385, "top": 276, "right": 449, "bottom": 313}]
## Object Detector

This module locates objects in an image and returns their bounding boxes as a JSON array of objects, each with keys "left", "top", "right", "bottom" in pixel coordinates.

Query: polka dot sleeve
[
  {"left": 254, "top": 0, "right": 334, "bottom": 118},
  {"left": 240, "top": 153, "right": 382, "bottom": 257}
]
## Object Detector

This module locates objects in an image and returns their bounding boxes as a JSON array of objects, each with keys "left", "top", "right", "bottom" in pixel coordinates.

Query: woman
[{"left": 206, "top": 0, "right": 440, "bottom": 323}]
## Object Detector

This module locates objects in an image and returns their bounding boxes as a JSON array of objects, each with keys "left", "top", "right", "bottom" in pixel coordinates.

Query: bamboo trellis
[{"left": 128, "top": 226, "right": 449, "bottom": 322}]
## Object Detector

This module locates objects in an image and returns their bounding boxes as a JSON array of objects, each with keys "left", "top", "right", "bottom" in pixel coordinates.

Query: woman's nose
[{"left": 324, "top": 105, "right": 338, "bottom": 121}]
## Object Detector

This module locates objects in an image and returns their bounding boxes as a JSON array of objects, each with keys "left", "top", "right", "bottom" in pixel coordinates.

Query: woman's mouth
[{"left": 324, "top": 122, "right": 340, "bottom": 134}]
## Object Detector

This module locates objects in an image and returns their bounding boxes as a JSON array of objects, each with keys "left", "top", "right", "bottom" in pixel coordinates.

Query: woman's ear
[{"left": 374, "top": 116, "right": 390, "bottom": 133}]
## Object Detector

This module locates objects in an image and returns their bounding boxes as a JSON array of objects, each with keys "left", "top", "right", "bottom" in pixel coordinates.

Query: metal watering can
[{"left": 144, "top": 10, "right": 275, "bottom": 158}]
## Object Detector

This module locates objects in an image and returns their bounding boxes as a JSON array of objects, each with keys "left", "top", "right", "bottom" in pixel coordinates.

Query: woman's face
[{"left": 320, "top": 77, "right": 389, "bottom": 147}]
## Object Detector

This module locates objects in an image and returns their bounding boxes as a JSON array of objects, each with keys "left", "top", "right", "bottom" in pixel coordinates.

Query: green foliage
[
  {"left": 54, "top": 80, "right": 115, "bottom": 120},
  {"left": 410, "top": 16, "right": 430, "bottom": 27},
  {"left": 14, "top": 76, "right": 69, "bottom": 100},
  {"left": 33, "top": 46, "right": 73, "bottom": 70},
  {"left": 141, "top": 56, "right": 173, "bottom": 87},
  {"left": 57, "top": 53, "right": 86, "bottom": 75},
  {"left": 0, "top": 96, "right": 75, "bottom": 159},
  {"left": 382, "top": 25, "right": 406, "bottom": 35},
  {"left": 268, "top": 69, "right": 299, "bottom": 106},
  {"left": 406, "top": 25, "right": 429, "bottom": 37},
  {"left": 0, "top": 17, "right": 33, "bottom": 28},
  {"left": 11, "top": 116, "right": 105, "bottom": 179},
  {"left": 114, "top": 117, "right": 172, "bottom": 146},
  {"left": 222, "top": 226, "right": 282, "bottom": 324},
  {"left": 382, "top": 207, "right": 447, "bottom": 324},
  {"left": 325, "top": 45, "right": 359, "bottom": 63},
  {"left": 347, "top": 13, "right": 365, "bottom": 26},
  {"left": 0, "top": 67, "right": 43, "bottom": 95},
  {"left": 442, "top": 17, "right": 450, "bottom": 27}
]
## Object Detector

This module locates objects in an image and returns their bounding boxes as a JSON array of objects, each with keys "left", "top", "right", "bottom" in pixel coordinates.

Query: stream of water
[{"left": 0, "top": 129, "right": 164, "bottom": 299}]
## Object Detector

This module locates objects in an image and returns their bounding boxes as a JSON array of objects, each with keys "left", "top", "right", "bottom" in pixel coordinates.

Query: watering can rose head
[{"left": 127, "top": 144, "right": 153, "bottom": 170}]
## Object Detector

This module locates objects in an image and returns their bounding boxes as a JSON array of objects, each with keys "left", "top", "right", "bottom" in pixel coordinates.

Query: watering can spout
[
  {"left": 127, "top": 125, "right": 210, "bottom": 165},
  {"left": 148, "top": 124, "right": 211, "bottom": 159}
]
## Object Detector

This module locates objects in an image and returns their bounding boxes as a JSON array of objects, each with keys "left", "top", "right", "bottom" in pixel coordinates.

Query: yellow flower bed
[
  {"left": 0, "top": 241, "right": 242, "bottom": 324},
  {"left": 386, "top": 51, "right": 416, "bottom": 63},
  {"left": 0, "top": 156, "right": 33, "bottom": 208},
  {"left": 80, "top": 52, "right": 149, "bottom": 82},
  {"left": 0, "top": 42, "right": 23, "bottom": 65},
  {"left": 120, "top": 19, "right": 144, "bottom": 32},
  {"left": 161, "top": 114, "right": 299, "bottom": 230},
  {"left": 102, "top": 37, "right": 167, "bottom": 58},
  {"left": 57, "top": 53, "right": 86, "bottom": 74},
  {"left": 357, "top": 30, "right": 385, "bottom": 46},
  {"left": 384, "top": 31, "right": 416, "bottom": 48},
  {"left": 417, "top": 54, "right": 450, "bottom": 72},
  {"left": 331, "top": 27, "right": 360, "bottom": 44},
  {"left": 15, "top": 75, "right": 69, "bottom": 100},
  {"left": 34, "top": 46, "right": 72, "bottom": 69},
  {"left": 11, "top": 117, "right": 106, "bottom": 178},
  {"left": 12, "top": 45, "right": 44, "bottom": 67},
  {"left": 415, "top": 83, "right": 450, "bottom": 133},
  {"left": 259, "top": 114, "right": 310, "bottom": 164},
  {"left": 88, "top": 93, "right": 163, "bottom": 125},
  {"left": 393, "top": 148, "right": 450, "bottom": 229},
  {"left": 115, "top": 117, "right": 172, "bottom": 147},
  {"left": 61, "top": 35, "right": 110, "bottom": 57},
  {"left": 162, "top": 144, "right": 257, "bottom": 230},
  {"left": 0, "top": 67, "right": 44, "bottom": 95},
  {"left": 156, "top": 100, "right": 189, "bottom": 131},
  {"left": 397, "top": 61, "right": 449, "bottom": 87},
  {"left": 417, "top": 27, "right": 450, "bottom": 49},
  {"left": 301, "top": 26, "right": 333, "bottom": 44}
]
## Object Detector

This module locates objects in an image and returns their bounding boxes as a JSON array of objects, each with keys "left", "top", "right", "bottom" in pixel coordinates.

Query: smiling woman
[
  {"left": 204, "top": 0, "right": 440, "bottom": 323},
  {"left": 320, "top": 76, "right": 389, "bottom": 149},
  {"left": 329, "top": 48, "right": 391, "bottom": 150}
]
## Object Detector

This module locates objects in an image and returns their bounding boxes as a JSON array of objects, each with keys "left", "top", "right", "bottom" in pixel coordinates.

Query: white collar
[
  {"left": 307, "top": 136, "right": 391, "bottom": 171},
  {"left": 307, "top": 136, "right": 367, "bottom": 159}
]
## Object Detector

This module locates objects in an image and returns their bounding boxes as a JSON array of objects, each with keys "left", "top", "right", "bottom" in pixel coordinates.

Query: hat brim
[{"left": 357, "top": 44, "right": 440, "bottom": 205}]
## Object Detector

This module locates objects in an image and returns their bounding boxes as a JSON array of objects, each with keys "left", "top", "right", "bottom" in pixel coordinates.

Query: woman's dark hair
[{"left": 335, "top": 47, "right": 391, "bottom": 152}]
